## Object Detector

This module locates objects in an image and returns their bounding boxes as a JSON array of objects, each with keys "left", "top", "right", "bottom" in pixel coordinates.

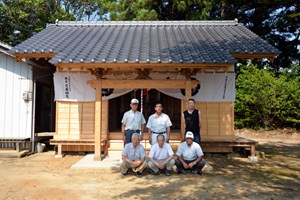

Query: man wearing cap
[
  {"left": 120, "top": 133, "right": 147, "bottom": 176},
  {"left": 146, "top": 102, "right": 172, "bottom": 145},
  {"left": 182, "top": 98, "right": 202, "bottom": 144},
  {"left": 148, "top": 134, "right": 175, "bottom": 176},
  {"left": 121, "top": 98, "right": 146, "bottom": 145},
  {"left": 175, "top": 131, "right": 206, "bottom": 175}
]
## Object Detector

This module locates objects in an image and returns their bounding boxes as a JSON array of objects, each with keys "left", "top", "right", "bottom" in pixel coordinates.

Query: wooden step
[
  {"left": 109, "top": 132, "right": 182, "bottom": 140},
  {"left": 108, "top": 150, "right": 123, "bottom": 157}
]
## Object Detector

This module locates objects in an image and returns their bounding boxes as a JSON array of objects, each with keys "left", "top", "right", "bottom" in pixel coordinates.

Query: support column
[
  {"left": 185, "top": 79, "right": 192, "bottom": 101},
  {"left": 94, "top": 80, "right": 102, "bottom": 160},
  {"left": 182, "top": 79, "right": 192, "bottom": 140}
]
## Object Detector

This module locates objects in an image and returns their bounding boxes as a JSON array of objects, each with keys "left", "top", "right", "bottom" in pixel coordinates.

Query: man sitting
[
  {"left": 175, "top": 131, "right": 206, "bottom": 175},
  {"left": 120, "top": 133, "right": 147, "bottom": 176},
  {"left": 148, "top": 134, "right": 175, "bottom": 176}
]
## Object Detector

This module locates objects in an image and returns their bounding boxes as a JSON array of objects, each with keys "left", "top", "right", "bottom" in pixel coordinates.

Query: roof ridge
[{"left": 54, "top": 20, "right": 240, "bottom": 26}]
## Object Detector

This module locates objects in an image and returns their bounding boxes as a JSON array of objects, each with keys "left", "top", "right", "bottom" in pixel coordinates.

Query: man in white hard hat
[
  {"left": 175, "top": 131, "right": 206, "bottom": 175},
  {"left": 121, "top": 98, "right": 146, "bottom": 145}
]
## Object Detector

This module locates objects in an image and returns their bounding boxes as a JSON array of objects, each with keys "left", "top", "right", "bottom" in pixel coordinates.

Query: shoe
[
  {"left": 135, "top": 172, "right": 142, "bottom": 177},
  {"left": 121, "top": 169, "right": 129, "bottom": 176},
  {"left": 148, "top": 169, "right": 160, "bottom": 175},
  {"left": 192, "top": 169, "right": 198, "bottom": 174},
  {"left": 177, "top": 169, "right": 185, "bottom": 174},
  {"left": 153, "top": 170, "right": 160, "bottom": 175},
  {"left": 164, "top": 169, "right": 171, "bottom": 176}
]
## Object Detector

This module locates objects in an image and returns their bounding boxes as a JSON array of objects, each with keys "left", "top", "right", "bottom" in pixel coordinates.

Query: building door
[{"left": 108, "top": 89, "right": 181, "bottom": 132}]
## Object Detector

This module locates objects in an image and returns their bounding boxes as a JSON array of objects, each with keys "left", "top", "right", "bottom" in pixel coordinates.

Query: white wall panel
[{"left": 0, "top": 54, "right": 33, "bottom": 139}]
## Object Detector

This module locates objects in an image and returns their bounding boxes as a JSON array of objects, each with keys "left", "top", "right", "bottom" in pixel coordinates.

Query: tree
[
  {"left": 0, "top": 0, "right": 75, "bottom": 46},
  {"left": 216, "top": 0, "right": 300, "bottom": 69},
  {"left": 97, "top": 0, "right": 215, "bottom": 21},
  {"left": 235, "top": 64, "right": 300, "bottom": 129}
]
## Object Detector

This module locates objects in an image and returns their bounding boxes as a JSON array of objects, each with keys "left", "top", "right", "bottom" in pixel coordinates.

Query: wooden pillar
[
  {"left": 185, "top": 79, "right": 192, "bottom": 101},
  {"left": 251, "top": 145, "right": 255, "bottom": 157},
  {"left": 94, "top": 80, "right": 102, "bottom": 160},
  {"left": 181, "top": 79, "right": 192, "bottom": 140}
]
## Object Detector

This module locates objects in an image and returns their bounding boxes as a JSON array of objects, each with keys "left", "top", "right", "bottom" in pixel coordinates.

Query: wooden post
[
  {"left": 94, "top": 80, "right": 102, "bottom": 160},
  {"left": 183, "top": 79, "right": 192, "bottom": 140},
  {"left": 185, "top": 79, "right": 192, "bottom": 101},
  {"left": 251, "top": 145, "right": 255, "bottom": 157}
]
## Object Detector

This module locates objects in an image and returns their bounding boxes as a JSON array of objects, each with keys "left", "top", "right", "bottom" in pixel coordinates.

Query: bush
[{"left": 235, "top": 64, "right": 300, "bottom": 129}]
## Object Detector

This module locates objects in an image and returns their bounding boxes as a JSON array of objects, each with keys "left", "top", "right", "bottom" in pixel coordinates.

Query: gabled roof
[{"left": 9, "top": 20, "right": 280, "bottom": 65}]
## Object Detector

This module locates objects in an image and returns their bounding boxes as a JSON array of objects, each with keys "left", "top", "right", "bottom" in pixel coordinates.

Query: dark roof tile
[{"left": 9, "top": 20, "right": 280, "bottom": 65}]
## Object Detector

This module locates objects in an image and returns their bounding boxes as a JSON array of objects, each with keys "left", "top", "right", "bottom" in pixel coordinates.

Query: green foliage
[
  {"left": 0, "top": 0, "right": 75, "bottom": 46},
  {"left": 235, "top": 64, "right": 300, "bottom": 129}
]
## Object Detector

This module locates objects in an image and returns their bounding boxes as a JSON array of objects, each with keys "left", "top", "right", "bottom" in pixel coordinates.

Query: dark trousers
[
  {"left": 124, "top": 130, "right": 140, "bottom": 145},
  {"left": 175, "top": 158, "right": 206, "bottom": 173},
  {"left": 193, "top": 132, "right": 201, "bottom": 145}
]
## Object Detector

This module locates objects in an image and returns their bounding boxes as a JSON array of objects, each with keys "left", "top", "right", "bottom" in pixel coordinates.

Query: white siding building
[{"left": 0, "top": 42, "right": 33, "bottom": 141}]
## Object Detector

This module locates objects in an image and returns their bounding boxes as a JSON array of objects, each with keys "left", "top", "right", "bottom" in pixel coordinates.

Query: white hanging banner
[
  {"left": 54, "top": 72, "right": 235, "bottom": 102},
  {"left": 54, "top": 72, "right": 96, "bottom": 101},
  {"left": 54, "top": 72, "right": 133, "bottom": 101},
  {"left": 158, "top": 73, "right": 235, "bottom": 102}
]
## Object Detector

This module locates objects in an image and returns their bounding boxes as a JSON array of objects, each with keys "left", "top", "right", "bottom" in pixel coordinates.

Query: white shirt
[
  {"left": 146, "top": 113, "right": 172, "bottom": 132},
  {"left": 149, "top": 142, "right": 174, "bottom": 161},
  {"left": 121, "top": 110, "right": 146, "bottom": 130},
  {"left": 176, "top": 141, "right": 204, "bottom": 161}
]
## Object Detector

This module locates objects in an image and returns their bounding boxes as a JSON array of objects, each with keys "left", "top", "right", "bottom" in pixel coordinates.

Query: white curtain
[
  {"left": 54, "top": 72, "right": 235, "bottom": 102},
  {"left": 158, "top": 73, "right": 235, "bottom": 102}
]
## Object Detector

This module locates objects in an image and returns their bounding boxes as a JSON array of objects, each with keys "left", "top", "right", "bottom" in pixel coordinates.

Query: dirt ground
[{"left": 0, "top": 129, "right": 299, "bottom": 200}]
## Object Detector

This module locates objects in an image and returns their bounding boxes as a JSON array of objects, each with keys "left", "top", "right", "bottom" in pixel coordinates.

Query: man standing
[
  {"left": 175, "top": 131, "right": 206, "bottom": 175},
  {"left": 120, "top": 133, "right": 147, "bottom": 176},
  {"left": 121, "top": 98, "right": 146, "bottom": 145},
  {"left": 182, "top": 98, "right": 202, "bottom": 144},
  {"left": 148, "top": 134, "right": 175, "bottom": 176},
  {"left": 146, "top": 102, "right": 172, "bottom": 145}
]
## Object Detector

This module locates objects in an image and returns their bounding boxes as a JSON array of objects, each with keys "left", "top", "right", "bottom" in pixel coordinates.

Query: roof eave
[{"left": 232, "top": 52, "right": 280, "bottom": 62}]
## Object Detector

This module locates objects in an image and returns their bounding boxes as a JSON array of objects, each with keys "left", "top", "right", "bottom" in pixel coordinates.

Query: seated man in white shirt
[
  {"left": 148, "top": 134, "right": 175, "bottom": 176},
  {"left": 175, "top": 131, "right": 206, "bottom": 175},
  {"left": 120, "top": 133, "right": 147, "bottom": 176}
]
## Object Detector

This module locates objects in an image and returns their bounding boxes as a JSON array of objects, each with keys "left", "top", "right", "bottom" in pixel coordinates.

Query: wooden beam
[
  {"left": 94, "top": 80, "right": 102, "bottom": 161},
  {"left": 14, "top": 53, "right": 56, "bottom": 60},
  {"left": 87, "top": 79, "right": 199, "bottom": 89},
  {"left": 232, "top": 53, "right": 278, "bottom": 61}
]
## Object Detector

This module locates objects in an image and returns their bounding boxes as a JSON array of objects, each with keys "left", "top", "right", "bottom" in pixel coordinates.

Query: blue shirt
[{"left": 122, "top": 143, "right": 146, "bottom": 161}]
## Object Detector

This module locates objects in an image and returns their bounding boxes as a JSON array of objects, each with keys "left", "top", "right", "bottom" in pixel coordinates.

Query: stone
[
  {"left": 202, "top": 162, "right": 213, "bottom": 172},
  {"left": 248, "top": 156, "right": 258, "bottom": 162}
]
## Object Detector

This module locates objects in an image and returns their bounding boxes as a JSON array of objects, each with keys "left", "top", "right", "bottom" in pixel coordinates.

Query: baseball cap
[
  {"left": 131, "top": 98, "right": 139, "bottom": 104},
  {"left": 185, "top": 131, "right": 194, "bottom": 139}
]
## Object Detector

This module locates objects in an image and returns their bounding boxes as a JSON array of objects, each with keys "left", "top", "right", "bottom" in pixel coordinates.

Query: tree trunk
[{"left": 221, "top": 0, "right": 228, "bottom": 19}]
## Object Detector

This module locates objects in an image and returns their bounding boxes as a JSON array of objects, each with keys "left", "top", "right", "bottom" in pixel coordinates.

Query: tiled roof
[{"left": 9, "top": 20, "right": 280, "bottom": 65}]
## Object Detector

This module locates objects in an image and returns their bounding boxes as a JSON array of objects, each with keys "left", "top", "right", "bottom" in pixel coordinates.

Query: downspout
[{"left": 31, "top": 79, "right": 36, "bottom": 153}]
